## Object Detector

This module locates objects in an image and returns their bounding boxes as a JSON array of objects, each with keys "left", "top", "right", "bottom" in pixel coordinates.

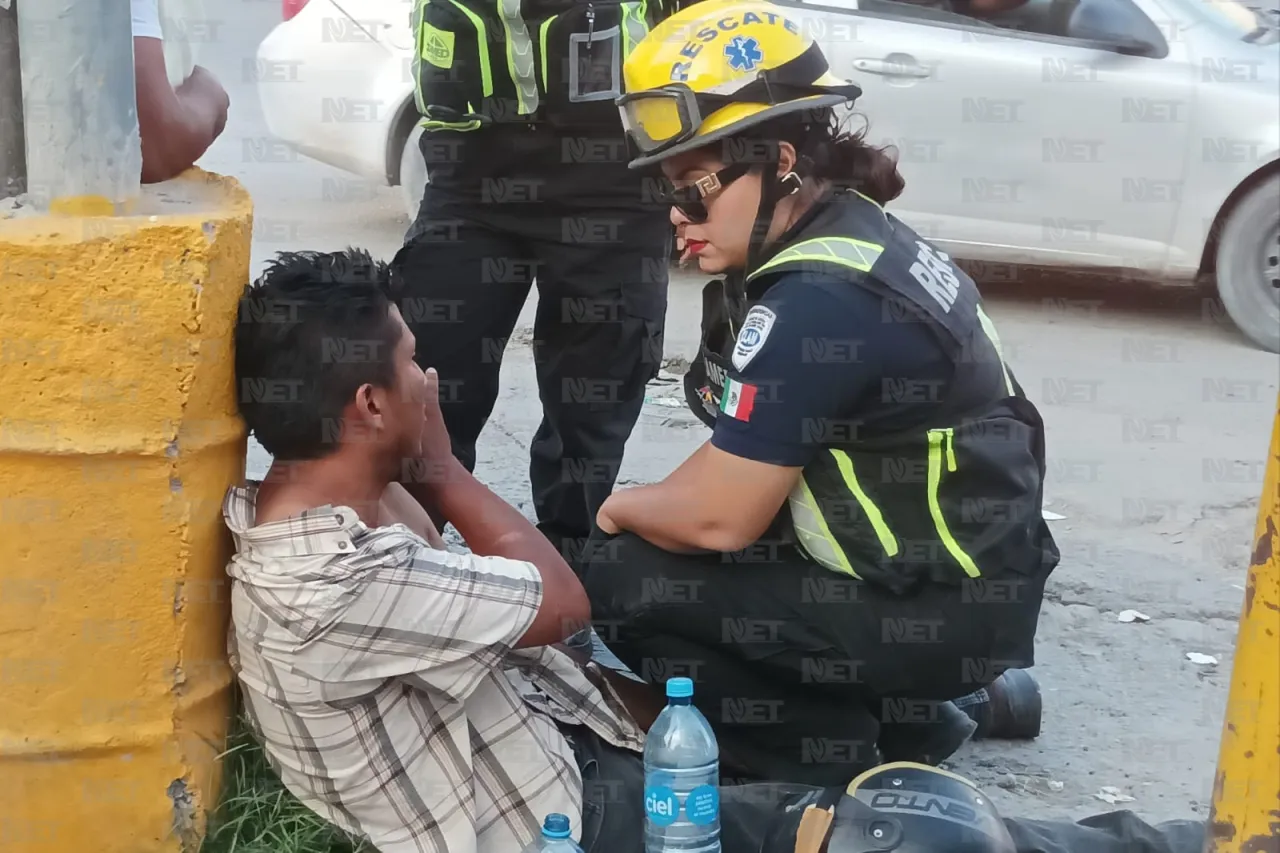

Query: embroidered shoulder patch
[
  {"left": 720, "top": 378, "right": 757, "bottom": 421},
  {"left": 731, "top": 305, "right": 777, "bottom": 372}
]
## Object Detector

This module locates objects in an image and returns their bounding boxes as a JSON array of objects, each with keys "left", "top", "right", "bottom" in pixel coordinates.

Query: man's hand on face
[
  {"left": 419, "top": 367, "right": 455, "bottom": 463},
  {"left": 406, "top": 367, "right": 463, "bottom": 498},
  {"left": 397, "top": 367, "right": 461, "bottom": 530}
]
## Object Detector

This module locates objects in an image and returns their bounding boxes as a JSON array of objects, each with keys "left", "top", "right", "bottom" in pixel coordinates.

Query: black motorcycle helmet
[{"left": 774, "top": 763, "right": 1018, "bottom": 853}]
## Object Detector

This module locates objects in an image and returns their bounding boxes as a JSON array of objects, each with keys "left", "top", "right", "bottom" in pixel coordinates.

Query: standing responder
[
  {"left": 392, "top": 0, "right": 677, "bottom": 559},
  {"left": 580, "top": 0, "right": 1058, "bottom": 786}
]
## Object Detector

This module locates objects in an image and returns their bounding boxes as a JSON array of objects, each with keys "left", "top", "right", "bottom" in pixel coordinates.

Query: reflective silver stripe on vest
[
  {"left": 498, "top": 0, "right": 539, "bottom": 114},
  {"left": 620, "top": 0, "right": 650, "bottom": 56},
  {"left": 788, "top": 474, "right": 862, "bottom": 579},
  {"left": 975, "top": 303, "right": 1014, "bottom": 395},
  {"left": 747, "top": 236, "right": 885, "bottom": 282}
]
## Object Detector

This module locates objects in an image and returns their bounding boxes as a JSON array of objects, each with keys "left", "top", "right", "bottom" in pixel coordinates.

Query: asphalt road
[{"left": 204, "top": 0, "right": 1277, "bottom": 828}]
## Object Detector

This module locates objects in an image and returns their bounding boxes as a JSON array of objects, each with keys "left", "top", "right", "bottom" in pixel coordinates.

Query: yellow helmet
[{"left": 617, "top": 0, "right": 862, "bottom": 169}]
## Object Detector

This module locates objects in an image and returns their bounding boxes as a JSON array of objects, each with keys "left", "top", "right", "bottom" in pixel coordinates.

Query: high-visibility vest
[{"left": 683, "top": 190, "right": 1060, "bottom": 593}]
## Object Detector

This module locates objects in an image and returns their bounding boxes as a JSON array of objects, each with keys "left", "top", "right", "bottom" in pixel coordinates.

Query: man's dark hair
[{"left": 234, "top": 248, "right": 404, "bottom": 461}]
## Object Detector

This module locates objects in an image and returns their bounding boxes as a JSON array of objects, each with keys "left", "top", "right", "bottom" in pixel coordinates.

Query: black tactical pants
[
  {"left": 581, "top": 532, "right": 1047, "bottom": 787},
  {"left": 393, "top": 186, "right": 671, "bottom": 548}
]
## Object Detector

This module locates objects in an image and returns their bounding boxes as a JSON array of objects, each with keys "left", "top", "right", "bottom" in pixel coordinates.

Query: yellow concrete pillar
[
  {"left": 1206, "top": 393, "right": 1280, "bottom": 853},
  {"left": 0, "top": 171, "right": 252, "bottom": 852}
]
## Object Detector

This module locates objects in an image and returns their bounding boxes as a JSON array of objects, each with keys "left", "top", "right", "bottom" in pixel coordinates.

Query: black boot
[
  {"left": 954, "top": 668, "right": 1043, "bottom": 740},
  {"left": 875, "top": 700, "right": 977, "bottom": 766}
]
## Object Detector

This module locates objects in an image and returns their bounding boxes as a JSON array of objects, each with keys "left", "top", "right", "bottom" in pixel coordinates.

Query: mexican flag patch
[{"left": 720, "top": 378, "right": 757, "bottom": 421}]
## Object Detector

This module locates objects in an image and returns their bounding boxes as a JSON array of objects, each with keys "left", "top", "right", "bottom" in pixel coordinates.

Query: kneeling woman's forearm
[{"left": 603, "top": 482, "right": 737, "bottom": 554}]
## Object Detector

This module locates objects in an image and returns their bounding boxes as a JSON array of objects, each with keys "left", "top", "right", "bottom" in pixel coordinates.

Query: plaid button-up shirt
[{"left": 222, "top": 484, "right": 645, "bottom": 853}]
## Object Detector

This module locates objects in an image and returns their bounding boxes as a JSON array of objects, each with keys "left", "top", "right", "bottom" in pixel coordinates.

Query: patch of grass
[{"left": 200, "top": 715, "right": 373, "bottom": 853}]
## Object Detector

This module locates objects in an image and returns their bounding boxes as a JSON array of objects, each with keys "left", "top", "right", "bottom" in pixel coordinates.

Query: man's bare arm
[
  {"left": 134, "top": 38, "right": 229, "bottom": 183},
  {"left": 404, "top": 458, "right": 590, "bottom": 650}
]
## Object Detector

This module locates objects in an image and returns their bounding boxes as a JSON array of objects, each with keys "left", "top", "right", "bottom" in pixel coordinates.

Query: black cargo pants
[
  {"left": 582, "top": 532, "right": 1047, "bottom": 788},
  {"left": 393, "top": 179, "right": 671, "bottom": 550}
]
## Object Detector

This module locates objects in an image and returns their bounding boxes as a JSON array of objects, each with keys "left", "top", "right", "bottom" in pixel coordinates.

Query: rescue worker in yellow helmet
[{"left": 582, "top": 0, "right": 1060, "bottom": 785}]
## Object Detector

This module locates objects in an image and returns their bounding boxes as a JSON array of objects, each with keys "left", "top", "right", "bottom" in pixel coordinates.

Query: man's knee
[{"left": 582, "top": 533, "right": 667, "bottom": 623}]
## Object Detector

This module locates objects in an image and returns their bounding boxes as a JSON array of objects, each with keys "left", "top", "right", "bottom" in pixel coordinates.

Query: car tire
[
  {"left": 399, "top": 123, "right": 427, "bottom": 222},
  {"left": 1215, "top": 174, "right": 1280, "bottom": 353}
]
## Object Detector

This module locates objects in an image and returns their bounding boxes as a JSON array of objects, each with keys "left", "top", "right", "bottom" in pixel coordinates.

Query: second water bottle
[{"left": 521, "top": 813, "right": 583, "bottom": 853}]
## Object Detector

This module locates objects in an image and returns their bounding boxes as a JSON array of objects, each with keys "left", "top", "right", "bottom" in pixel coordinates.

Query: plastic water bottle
[
  {"left": 521, "top": 814, "right": 584, "bottom": 853},
  {"left": 643, "top": 677, "right": 721, "bottom": 853}
]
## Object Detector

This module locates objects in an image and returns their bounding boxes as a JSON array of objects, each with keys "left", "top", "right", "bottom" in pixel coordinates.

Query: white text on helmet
[{"left": 667, "top": 11, "right": 801, "bottom": 81}]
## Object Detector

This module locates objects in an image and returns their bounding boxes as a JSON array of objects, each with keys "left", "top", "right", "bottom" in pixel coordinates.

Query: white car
[{"left": 257, "top": 0, "right": 1280, "bottom": 351}]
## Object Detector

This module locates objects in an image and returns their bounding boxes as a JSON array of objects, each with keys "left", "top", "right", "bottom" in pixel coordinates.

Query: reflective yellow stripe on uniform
[
  {"left": 926, "top": 428, "right": 982, "bottom": 578},
  {"left": 539, "top": 15, "right": 556, "bottom": 90},
  {"left": 412, "top": 0, "right": 430, "bottom": 117},
  {"left": 422, "top": 111, "right": 484, "bottom": 130},
  {"left": 498, "top": 0, "right": 539, "bottom": 114},
  {"left": 788, "top": 475, "right": 862, "bottom": 579},
  {"left": 442, "top": 0, "right": 494, "bottom": 97},
  {"left": 746, "top": 236, "right": 885, "bottom": 282},
  {"left": 830, "top": 449, "right": 899, "bottom": 557}
]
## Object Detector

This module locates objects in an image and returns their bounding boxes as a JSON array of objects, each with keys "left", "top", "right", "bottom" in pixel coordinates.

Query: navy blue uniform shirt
[{"left": 711, "top": 271, "right": 955, "bottom": 467}]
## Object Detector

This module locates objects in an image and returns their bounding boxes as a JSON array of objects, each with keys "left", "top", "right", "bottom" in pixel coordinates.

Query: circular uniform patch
[{"left": 731, "top": 305, "right": 777, "bottom": 371}]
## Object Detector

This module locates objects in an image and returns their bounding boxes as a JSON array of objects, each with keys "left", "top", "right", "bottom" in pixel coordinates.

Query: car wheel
[
  {"left": 1215, "top": 174, "right": 1280, "bottom": 353},
  {"left": 399, "top": 123, "right": 427, "bottom": 221}
]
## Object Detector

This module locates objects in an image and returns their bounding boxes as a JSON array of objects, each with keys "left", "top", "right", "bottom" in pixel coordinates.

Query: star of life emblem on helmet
[{"left": 724, "top": 36, "right": 764, "bottom": 73}]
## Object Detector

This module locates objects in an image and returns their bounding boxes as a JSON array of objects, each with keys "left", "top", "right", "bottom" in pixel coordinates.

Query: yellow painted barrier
[
  {"left": 0, "top": 171, "right": 252, "bottom": 852},
  {"left": 1206, "top": 393, "right": 1280, "bottom": 853}
]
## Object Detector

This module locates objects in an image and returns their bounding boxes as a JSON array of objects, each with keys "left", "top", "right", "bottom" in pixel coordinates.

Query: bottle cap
[
  {"left": 543, "top": 813, "right": 571, "bottom": 838},
  {"left": 666, "top": 677, "right": 694, "bottom": 699}
]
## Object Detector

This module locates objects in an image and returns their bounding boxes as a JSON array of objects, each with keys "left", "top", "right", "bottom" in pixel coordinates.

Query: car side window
[
  {"left": 863, "top": 0, "right": 1074, "bottom": 38},
  {"left": 791, "top": 0, "right": 1168, "bottom": 54},
  {"left": 796, "top": 0, "right": 998, "bottom": 26},
  {"left": 1052, "top": 0, "right": 1171, "bottom": 52},
  {"left": 862, "top": 0, "right": 1002, "bottom": 25}
]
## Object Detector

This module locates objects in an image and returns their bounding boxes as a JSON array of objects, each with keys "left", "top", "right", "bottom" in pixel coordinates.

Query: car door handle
[{"left": 852, "top": 57, "right": 932, "bottom": 78}]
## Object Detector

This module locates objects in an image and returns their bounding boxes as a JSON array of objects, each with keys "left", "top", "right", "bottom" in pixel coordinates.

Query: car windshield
[{"left": 1184, "top": 0, "right": 1277, "bottom": 37}]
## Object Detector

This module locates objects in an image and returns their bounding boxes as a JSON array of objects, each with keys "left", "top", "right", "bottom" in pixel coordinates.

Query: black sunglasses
[{"left": 661, "top": 162, "right": 753, "bottom": 224}]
